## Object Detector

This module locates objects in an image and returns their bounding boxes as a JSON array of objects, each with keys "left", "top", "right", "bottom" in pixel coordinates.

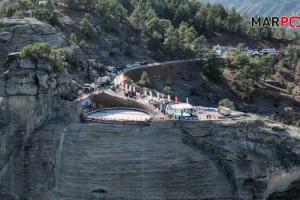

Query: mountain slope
[{"left": 199, "top": 0, "right": 300, "bottom": 17}]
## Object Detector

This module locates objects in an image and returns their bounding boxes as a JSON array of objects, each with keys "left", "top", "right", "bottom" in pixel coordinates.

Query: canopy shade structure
[{"left": 169, "top": 103, "right": 193, "bottom": 110}]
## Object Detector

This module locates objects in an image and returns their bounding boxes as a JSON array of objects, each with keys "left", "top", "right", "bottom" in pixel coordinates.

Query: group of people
[{"left": 148, "top": 99, "right": 169, "bottom": 114}]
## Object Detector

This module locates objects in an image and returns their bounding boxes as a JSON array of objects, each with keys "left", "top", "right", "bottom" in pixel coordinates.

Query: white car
[
  {"left": 133, "top": 62, "right": 141, "bottom": 67},
  {"left": 106, "top": 66, "right": 116, "bottom": 72},
  {"left": 126, "top": 64, "right": 133, "bottom": 68}
]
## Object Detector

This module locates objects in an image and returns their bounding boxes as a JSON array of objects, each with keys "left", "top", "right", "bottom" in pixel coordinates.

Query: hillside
[
  {"left": 199, "top": 0, "right": 300, "bottom": 17},
  {"left": 1, "top": 0, "right": 300, "bottom": 199}
]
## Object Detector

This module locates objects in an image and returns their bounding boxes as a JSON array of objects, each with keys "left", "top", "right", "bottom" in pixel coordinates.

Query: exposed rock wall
[
  {"left": 0, "top": 56, "right": 82, "bottom": 198},
  {"left": 1, "top": 120, "right": 300, "bottom": 199},
  {"left": 0, "top": 18, "right": 88, "bottom": 67}
]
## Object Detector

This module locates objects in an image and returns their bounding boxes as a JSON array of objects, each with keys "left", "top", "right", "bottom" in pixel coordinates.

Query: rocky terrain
[
  {"left": 1, "top": 15, "right": 300, "bottom": 200},
  {"left": 1, "top": 118, "right": 300, "bottom": 199},
  {"left": 0, "top": 19, "right": 83, "bottom": 195}
]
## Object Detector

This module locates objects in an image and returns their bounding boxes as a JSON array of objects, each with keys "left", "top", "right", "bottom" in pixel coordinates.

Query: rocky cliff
[
  {"left": 0, "top": 56, "right": 82, "bottom": 198},
  {"left": 1, "top": 118, "right": 300, "bottom": 199},
  {"left": 1, "top": 17, "right": 300, "bottom": 200}
]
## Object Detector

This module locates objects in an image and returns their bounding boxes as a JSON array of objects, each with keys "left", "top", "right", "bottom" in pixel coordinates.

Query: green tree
[
  {"left": 21, "top": 42, "right": 52, "bottom": 63},
  {"left": 138, "top": 71, "right": 151, "bottom": 87},
  {"left": 15, "top": 0, "right": 34, "bottom": 11},
  {"left": 163, "top": 26, "right": 179, "bottom": 52},
  {"left": 218, "top": 99, "right": 235, "bottom": 110},
  {"left": 233, "top": 66, "right": 256, "bottom": 100},
  {"left": 202, "top": 54, "right": 222, "bottom": 80},
  {"left": 79, "top": 40, "right": 88, "bottom": 48},
  {"left": 69, "top": 33, "right": 78, "bottom": 44},
  {"left": 231, "top": 54, "right": 249, "bottom": 69},
  {"left": 79, "top": 18, "right": 97, "bottom": 38},
  {"left": 21, "top": 42, "right": 72, "bottom": 68},
  {"left": 192, "top": 35, "right": 209, "bottom": 59},
  {"left": 206, "top": 11, "right": 215, "bottom": 32},
  {"left": 49, "top": 46, "right": 72, "bottom": 68},
  {"left": 163, "top": 86, "right": 172, "bottom": 95},
  {"left": 178, "top": 22, "right": 197, "bottom": 49},
  {"left": 261, "top": 54, "right": 276, "bottom": 82},
  {"left": 129, "top": 4, "right": 147, "bottom": 30}
]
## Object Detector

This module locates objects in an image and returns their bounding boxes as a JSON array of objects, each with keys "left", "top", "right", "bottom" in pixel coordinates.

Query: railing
[{"left": 84, "top": 107, "right": 153, "bottom": 125}]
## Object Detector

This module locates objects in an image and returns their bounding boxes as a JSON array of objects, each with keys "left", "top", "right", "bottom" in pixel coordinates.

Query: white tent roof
[{"left": 169, "top": 103, "right": 193, "bottom": 110}]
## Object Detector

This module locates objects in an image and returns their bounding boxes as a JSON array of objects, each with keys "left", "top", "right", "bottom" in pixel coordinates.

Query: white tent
[
  {"left": 169, "top": 103, "right": 192, "bottom": 110},
  {"left": 166, "top": 103, "right": 193, "bottom": 115}
]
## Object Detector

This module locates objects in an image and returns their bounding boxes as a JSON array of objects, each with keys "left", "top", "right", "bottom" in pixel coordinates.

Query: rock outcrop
[
  {"left": 0, "top": 17, "right": 88, "bottom": 68},
  {"left": 1, "top": 119, "right": 300, "bottom": 200},
  {"left": 0, "top": 55, "right": 82, "bottom": 196}
]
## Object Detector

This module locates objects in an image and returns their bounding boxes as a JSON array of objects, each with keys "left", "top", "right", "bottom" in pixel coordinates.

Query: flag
[{"left": 175, "top": 96, "right": 178, "bottom": 103}]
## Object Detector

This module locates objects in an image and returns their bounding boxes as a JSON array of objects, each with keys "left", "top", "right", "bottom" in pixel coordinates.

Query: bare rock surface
[{"left": 1, "top": 119, "right": 300, "bottom": 200}]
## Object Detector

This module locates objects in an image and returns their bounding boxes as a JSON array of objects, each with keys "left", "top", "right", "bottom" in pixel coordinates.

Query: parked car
[
  {"left": 133, "top": 62, "right": 141, "bottom": 67},
  {"left": 83, "top": 84, "right": 93, "bottom": 93},
  {"left": 259, "top": 48, "right": 277, "bottom": 55},
  {"left": 141, "top": 61, "right": 148, "bottom": 65},
  {"left": 116, "top": 66, "right": 124, "bottom": 70},
  {"left": 126, "top": 64, "right": 133, "bottom": 68}
]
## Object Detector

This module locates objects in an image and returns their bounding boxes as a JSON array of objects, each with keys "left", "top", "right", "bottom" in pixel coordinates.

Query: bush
[
  {"left": 20, "top": 42, "right": 72, "bottom": 68},
  {"left": 163, "top": 86, "right": 172, "bottom": 95},
  {"left": 295, "top": 119, "right": 300, "bottom": 128},
  {"left": 79, "top": 18, "right": 97, "bottom": 38},
  {"left": 79, "top": 40, "right": 88, "bottom": 48},
  {"left": 70, "top": 33, "right": 78, "bottom": 44},
  {"left": 21, "top": 42, "right": 51, "bottom": 63},
  {"left": 218, "top": 99, "right": 235, "bottom": 110},
  {"left": 138, "top": 71, "right": 151, "bottom": 87}
]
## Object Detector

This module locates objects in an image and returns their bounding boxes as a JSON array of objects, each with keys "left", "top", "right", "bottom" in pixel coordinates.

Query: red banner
[{"left": 175, "top": 96, "right": 178, "bottom": 103}]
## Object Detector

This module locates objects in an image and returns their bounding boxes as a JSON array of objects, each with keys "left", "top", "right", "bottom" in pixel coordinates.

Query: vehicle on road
[
  {"left": 259, "top": 48, "right": 277, "bottom": 55},
  {"left": 110, "top": 69, "right": 117, "bottom": 76},
  {"left": 133, "top": 62, "right": 141, "bottom": 67},
  {"left": 83, "top": 84, "right": 93, "bottom": 93},
  {"left": 141, "top": 61, "right": 148, "bottom": 65},
  {"left": 126, "top": 64, "right": 133, "bottom": 68},
  {"left": 116, "top": 66, "right": 124, "bottom": 70}
]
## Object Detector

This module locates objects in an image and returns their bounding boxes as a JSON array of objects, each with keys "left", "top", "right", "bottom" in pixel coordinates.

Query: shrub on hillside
[
  {"left": 295, "top": 119, "right": 300, "bottom": 128},
  {"left": 79, "top": 40, "right": 88, "bottom": 48},
  {"left": 20, "top": 42, "right": 72, "bottom": 68},
  {"left": 21, "top": 42, "right": 51, "bottom": 63},
  {"left": 218, "top": 99, "right": 235, "bottom": 110},
  {"left": 138, "top": 71, "right": 151, "bottom": 87},
  {"left": 69, "top": 33, "right": 78, "bottom": 44},
  {"left": 79, "top": 18, "right": 97, "bottom": 38},
  {"left": 163, "top": 86, "right": 172, "bottom": 95}
]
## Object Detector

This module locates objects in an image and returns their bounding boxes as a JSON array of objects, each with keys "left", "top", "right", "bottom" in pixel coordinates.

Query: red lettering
[
  {"left": 289, "top": 16, "right": 300, "bottom": 28},
  {"left": 280, "top": 16, "right": 289, "bottom": 27}
]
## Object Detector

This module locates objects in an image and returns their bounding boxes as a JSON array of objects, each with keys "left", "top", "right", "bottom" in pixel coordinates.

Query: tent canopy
[{"left": 169, "top": 103, "right": 193, "bottom": 110}]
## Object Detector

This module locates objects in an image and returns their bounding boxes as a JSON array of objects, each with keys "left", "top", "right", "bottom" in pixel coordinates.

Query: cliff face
[
  {"left": 0, "top": 57, "right": 82, "bottom": 197},
  {"left": 1, "top": 17, "right": 300, "bottom": 200},
  {"left": 1, "top": 119, "right": 300, "bottom": 200},
  {"left": 0, "top": 17, "right": 87, "bottom": 182}
]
